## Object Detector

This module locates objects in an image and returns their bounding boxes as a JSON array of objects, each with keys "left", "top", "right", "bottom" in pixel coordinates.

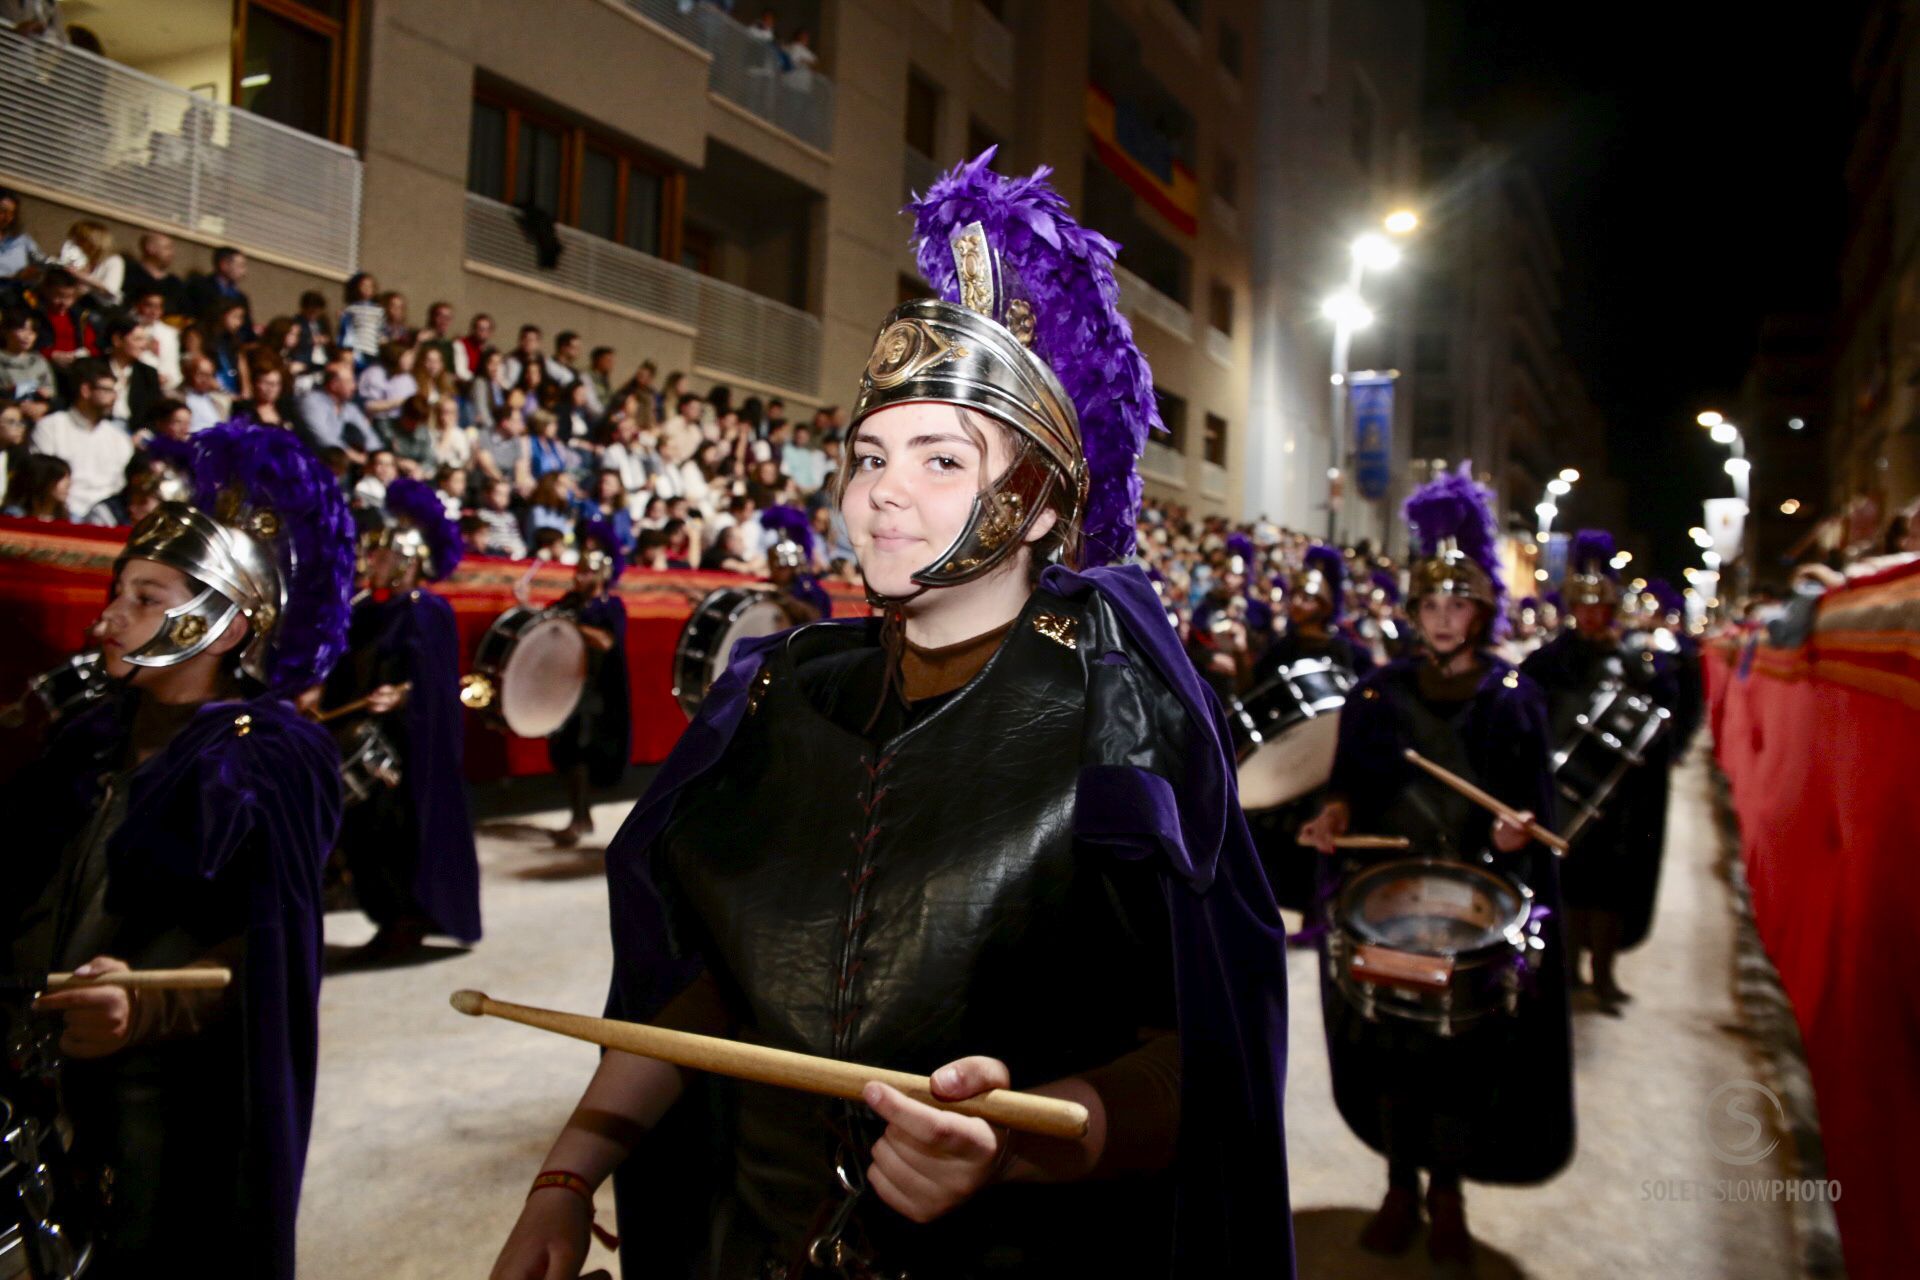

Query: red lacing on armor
[{"left": 832, "top": 752, "right": 891, "bottom": 1059}]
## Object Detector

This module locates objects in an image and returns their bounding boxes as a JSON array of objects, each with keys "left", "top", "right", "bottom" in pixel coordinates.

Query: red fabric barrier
[
  {"left": 1705, "top": 565, "right": 1920, "bottom": 1280},
  {"left": 0, "top": 516, "right": 866, "bottom": 782}
]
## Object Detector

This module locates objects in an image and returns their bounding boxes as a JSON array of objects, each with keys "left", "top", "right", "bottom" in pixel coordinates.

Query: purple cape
[
  {"left": 8, "top": 693, "right": 339, "bottom": 1280},
  {"left": 339, "top": 591, "right": 482, "bottom": 943},
  {"left": 603, "top": 563, "right": 1293, "bottom": 1278},
  {"left": 549, "top": 593, "right": 631, "bottom": 787}
]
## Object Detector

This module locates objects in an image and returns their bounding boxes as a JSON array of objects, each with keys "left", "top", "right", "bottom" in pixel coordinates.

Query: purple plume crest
[
  {"left": 383, "top": 476, "right": 462, "bottom": 582},
  {"left": 1402, "top": 461, "right": 1507, "bottom": 636},
  {"left": 1569, "top": 528, "right": 1618, "bottom": 581},
  {"left": 1304, "top": 543, "right": 1346, "bottom": 617},
  {"left": 188, "top": 421, "right": 355, "bottom": 692},
  {"left": 1645, "top": 577, "right": 1685, "bottom": 615},
  {"left": 578, "top": 518, "right": 626, "bottom": 582},
  {"left": 908, "top": 147, "right": 1162, "bottom": 567},
  {"left": 1225, "top": 532, "right": 1257, "bottom": 564},
  {"left": 1369, "top": 566, "right": 1401, "bottom": 604},
  {"left": 760, "top": 504, "right": 815, "bottom": 558}
]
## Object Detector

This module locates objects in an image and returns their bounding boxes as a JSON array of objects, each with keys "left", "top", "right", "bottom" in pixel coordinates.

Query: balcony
[
  {"left": 971, "top": 6, "right": 1014, "bottom": 89},
  {"left": 1201, "top": 461, "right": 1228, "bottom": 500},
  {"left": 464, "top": 194, "right": 821, "bottom": 397},
  {"left": 1141, "top": 439, "right": 1186, "bottom": 484},
  {"left": 629, "top": 1, "right": 835, "bottom": 152},
  {"left": 0, "top": 28, "right": 362, "bottom": 273},
  {"left": 1115, "top": 265, "right": 1196, "bottom": 341}
]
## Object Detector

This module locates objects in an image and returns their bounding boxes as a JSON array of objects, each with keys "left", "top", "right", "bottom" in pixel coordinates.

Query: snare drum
[
  {"left": 2, "top": 654, "right": 110, "bottom": 731},
  {"left": 672, "top": 586, "right": 788, "bottom": 719},
  {"left": 0, "top": 1092, "right": 92, "bottom": 1280},
  {"left": 338, "top": 720, "right": 402, "bottom": 807},
  {"left": 462, "top": 606, "right": 589, "bottom": 738},
  {"left": 1227, "top": 657, "right": 1354, "bottom": 810},
  {"left": 1327, "top": 857, "right": 1541, "bottom": 1037},
  {"left": 1551, "top": 682, "right": 1671, "bottom": 840}
]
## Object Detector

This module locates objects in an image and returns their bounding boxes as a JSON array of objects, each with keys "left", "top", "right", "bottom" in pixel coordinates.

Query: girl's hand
[{"left": 862, "top": 1057, "right": 1012, "bottom": 1223}]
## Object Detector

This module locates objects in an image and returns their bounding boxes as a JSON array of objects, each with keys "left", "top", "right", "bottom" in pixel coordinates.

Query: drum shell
[
  {"left": 1229, "top": 657, "right": 1354, "bottom": 812},
  {"left": 468, "top": 606, "right": 589, "bottom": 738},
  {"left": 672, "top": 587, "right": 789, "bottom": 720}
]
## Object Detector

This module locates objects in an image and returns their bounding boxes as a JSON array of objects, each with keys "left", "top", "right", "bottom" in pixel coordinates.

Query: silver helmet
[
  {"left": 118, "top": 499, "right": 288, "bottom": 684},
  {"left": 840, "top": 222, "right": 1089, "bottom": 597}
]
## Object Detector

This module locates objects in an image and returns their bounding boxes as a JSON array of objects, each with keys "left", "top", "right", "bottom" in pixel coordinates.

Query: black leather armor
[{"left": 655, "top": 588, "right": 1176, "bottom": 1276}]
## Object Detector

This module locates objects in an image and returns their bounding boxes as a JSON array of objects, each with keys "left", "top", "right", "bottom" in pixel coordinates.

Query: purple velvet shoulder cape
[
  {"left": 9, "top": 693, "right": 339, "bottom": 1280},
  {"left": 357, "top": 590, "right": 483, "bottom": 943},
  {"left": 603, "top": 562, "right": 1293, "bottom": 1278}
]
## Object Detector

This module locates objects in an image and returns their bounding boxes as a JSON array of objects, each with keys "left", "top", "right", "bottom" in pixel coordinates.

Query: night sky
[{"left": 1425, "top": 2, "right": 1864, "bottom": 580}]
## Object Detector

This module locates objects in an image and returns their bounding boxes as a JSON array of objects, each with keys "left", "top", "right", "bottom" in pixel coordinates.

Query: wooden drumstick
[
  {"left": 317, "top": 682, "right": 413, "bottom": 724},
  {"left": 1295, "top": 834, "right": 1413, "bottom": 851},
  {"left": 450, "top": 990, "right": 1090, "bottom": 1140},
  {"left": 45, "top": 967, "right": 233, "bottom": 992},
  {"left": 1401, "top": 749, "right": 1570, "bottom": 855}
]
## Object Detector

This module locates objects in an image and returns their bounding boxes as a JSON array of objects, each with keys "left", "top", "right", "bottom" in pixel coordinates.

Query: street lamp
[
  {"left": 1351, "top": 233, "right": 1402, "bottom": 272},
  {"left": 1558, "top": 468, "right": 1580, "bottom": 483},
  {"left": 1324, "top": 219, "right": 1408, "bottom": 543},
  {"left": 1383, "top": 209, "right": 1420, "bottom": 236},
  {"left": 1321, "top": 290, "right": 1375, "bottom": 330}
]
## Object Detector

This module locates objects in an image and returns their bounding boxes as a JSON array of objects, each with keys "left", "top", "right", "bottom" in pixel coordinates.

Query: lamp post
[
  {"left": 1323, "top": 212, "right": 1417, "bottom": 546},
  {"left": 1698, "top": 411, "right": 1751, "bottom": 600}
]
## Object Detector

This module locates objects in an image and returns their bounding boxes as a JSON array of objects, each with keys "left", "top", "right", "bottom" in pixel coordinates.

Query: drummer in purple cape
[
  {"left": 547, "top": 519, "right": 631, "bottom": 847},
  {"left": 761, "top": 502, "right": 835, "bottom": 625},
  {"left": 1518, "top": 530, "right": 1681, "bottom": 1014},
  {"left": 1355, "top": 565, "right": 1416, "bottom": 668},
  {"left": 307, "top": 477, "right": 481, "bottom": 962},
  {"left": 1249, "top": 542, "right": 1373, "bottom": 684},
  {"left": 2, "top": 423, "right": 353, "bottom": 1279},
  {"left": 1298, "top": 464, "right": 1573, "bottom": 1269},
  {"left": 489, "top": 150, "right": 1291, "bottom": 1280}
]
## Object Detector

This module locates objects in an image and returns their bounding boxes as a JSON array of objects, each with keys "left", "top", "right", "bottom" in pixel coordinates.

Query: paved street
[{"left": 298, "top": 750, "right": 1802, "bottom": 1278}]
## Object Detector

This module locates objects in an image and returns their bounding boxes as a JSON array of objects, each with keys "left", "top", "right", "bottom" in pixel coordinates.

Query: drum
[
  {"left": 1227, "top": 657, "right": 1354, "bottom": 810},
  {"left": 1327, "top": 857, "right": 1542, "bottom": 1037},
  {"left": 461, "top": 606, "right": 589, "bottom": 738},
  {"left": 338, "top": 720, "right": 402, "bottom": 807},
  {"left": 672, "top": 586, "right": 788, "bottom": 719},
  {"left": 1551, "top": 682, "right": 1671, "bottom": 840},
  {"left": 0, "top": 1092, "right": 92, "bottom": 1279}
]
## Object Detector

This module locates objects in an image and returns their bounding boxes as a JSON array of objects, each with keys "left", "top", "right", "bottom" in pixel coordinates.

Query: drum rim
[
  {"left": 1333, "top": 855, "right": 1534, "bottom": 958},
  {"left": 494, "top": 616, "right": 590, "bottom": 737},
  {"left": 672, "top": 585, "right": 782, "bottom": 704}
]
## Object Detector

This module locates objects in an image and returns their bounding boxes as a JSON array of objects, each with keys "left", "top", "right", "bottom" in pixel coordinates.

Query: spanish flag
[{"left": 1085, "top": 85, "right": 1199, "bottom": 237}]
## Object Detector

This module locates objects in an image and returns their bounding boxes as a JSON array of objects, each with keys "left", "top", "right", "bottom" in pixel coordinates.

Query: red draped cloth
[
  {"left": 0, "top": 516, "right": 865, "bottom": 782},
  {"left": 1705, "top": 557, "right": 1920, "bottom": 1280}
]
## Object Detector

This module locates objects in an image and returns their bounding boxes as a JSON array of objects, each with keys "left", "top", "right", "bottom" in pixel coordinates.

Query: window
[
  {"left": 1414, "top": 396, "right": 1454, "bottom": 456},
  {"left": 1215, "top": 150, "right": 1238, "bottom": 208},
  {"left": 235, "top": 0, "right": 356, "bottom": 143},
  {"left": 1083, "top": 156, "right": 1193, "bottom": 305},
  {"left": 1156, "top": 389, "right": 1189, "bottom": 454},
  {"left": 467, "top": 88, "right": 682, "bottom": 259},
  {"left": 1203, "top": 413, "right": 1227, "bottom": 466},
  {"left": 1414, "top": 332, "right": 1448, "bottom": 375},
  {"left": 1351, "top": 77, "right": 1376, "bottom": 174},
  {"left": 906, "top": 70, "right": 941, "bottom": 159},
  {"left": 1207, "top": 280, "right": 1233, "bottom": 335},
  {"left": 967, "top": 116, "right": 1002, "bottom": 162},
  {"left": 1218, "top": 21, "right": 1242, "bottom": 79}
]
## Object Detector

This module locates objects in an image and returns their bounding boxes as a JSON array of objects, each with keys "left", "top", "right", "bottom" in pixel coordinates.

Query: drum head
[
  {"left": 675, "top": 591, "right": 788, "bottom": 717},
  {"left": 497, "top": 617, "right": 589, "bottom": 737},
  {"left": 714, "top": 598, "right": 789, "bottom": 676},
  {"left": 1342, "top": 860, "right": 1527, "bottom": 956},
  {"left": 1236, "top": 710, "right": 1341, "bottom": 810}
]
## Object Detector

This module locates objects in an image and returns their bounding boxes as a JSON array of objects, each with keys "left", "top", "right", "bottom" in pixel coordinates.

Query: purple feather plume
[
  {"left": 1225, "top": 532, "right": 1257, "bottom": 565},
  {"left": 1303, "top": 543, "right": 1347, "bottom": 618},
  {"left": 1646, "top": 577, "right": 1685, "bottom": 615},
  {"left": 760, "top": 504, "right": 815, "bottom": 558},
  {"left": 1402, "top": 461, "right": 1507, "bottom": 635},
  {"left": 1369, "top": 567, "right": 1401, "bottom": 604},
  {"left": 1569, "top": 528, "right": 1618, "bottom": 581},
  {"left": 908, "top": 148, "right": 1162, "bottom": 566},
  {"left": 383, "top": 476, "right": 462, "bottom": 582},
  {"left": 188, "top": 421, "right": 355, "bottom": 692},
  {"left": 579, "top": 518, "right": 626, "bottom": 582}
]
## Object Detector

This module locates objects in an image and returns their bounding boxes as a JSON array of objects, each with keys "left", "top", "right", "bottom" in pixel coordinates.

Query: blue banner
[{"left": 1349, "top": 374, "right": 1394, "bottom": 501}]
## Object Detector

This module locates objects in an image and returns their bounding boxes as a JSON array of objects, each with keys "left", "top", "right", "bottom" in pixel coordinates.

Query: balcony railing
[
  {"left": 629, "top": 0, "right": 835, "bottom": 151},
  {"left": 1205, "top": 326, "right": 1233, "bottom": 367},
  {"left": 1115, "top": 265, "right": 1195, "bottom": 341},
  {"left": 1141, "top": 439, "right": 1186, "bottom": 483},
  {"left": 0, "top": 28, "right": 362, "bottom": 273},
  {"left": 464, "top": 194, "right": 821, "bottom": 396},
  {"left": 1201, "top": 461, "right": 1228, "bottom": 500},
  {"left": 971, "top": 6, "right": 1014, "bottom": 88}
]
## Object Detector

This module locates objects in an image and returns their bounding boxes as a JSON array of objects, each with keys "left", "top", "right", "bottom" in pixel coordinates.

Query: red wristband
[{"left": 529, "top": 1171, "right": 619, "bottom": 1250}]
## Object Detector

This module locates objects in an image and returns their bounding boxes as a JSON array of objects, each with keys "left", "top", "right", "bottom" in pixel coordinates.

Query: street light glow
[
  {"left": 1724, "top": 456, "right": 1751, "bottom": 478},
  {"left": 1710, "top": 422, "right": 1739, "bottom": 445},
  {"left": 1535, "top": 501, "right": 1558, "bottom": 523},
  {"left": 1697, "top": 411, "right": 1724, "bottom": 428},
  {"left": 1534, "top": 569, "right": 1549, "bottom": 581},
  {"left": 1351, "top": 234, "right": 1402, "bottom": 272},
  {"left": 1780, "top": 498, "right": 1801, "bottom": 515},
  {"left": 1547, "top": 478, "right": 1571, "bottom": 496},
  {"left": 1612, "top": 551, "right": 1633, "bottom": 568},
  {"left": 1322, "top": 290, "right": 1374, "bottom": 329},
  {"left": 1788, "top": 417, "right": 1806, "bottom": 431},
  {"left": 1702, "top": 551, "right": 1722, "bottom": 568},
  {"left": 1559, "top": 468, "right": 1580, "bottom": 483},
  {"left": 1688, "top": 526, "right": 1707, "bottom": 541},
  {"left": 1383, "top": 209, "right": 1420, "bottom": 235}
]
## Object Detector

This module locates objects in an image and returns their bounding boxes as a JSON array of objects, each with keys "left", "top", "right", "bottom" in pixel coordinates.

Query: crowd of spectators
[{"left": 0, "top": 189, "right": 862, "bottom": 580}]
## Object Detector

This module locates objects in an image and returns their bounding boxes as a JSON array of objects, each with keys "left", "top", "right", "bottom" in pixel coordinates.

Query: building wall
[{"left": 1247, "top": 0, "right": 1425, "bottom": 550}]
